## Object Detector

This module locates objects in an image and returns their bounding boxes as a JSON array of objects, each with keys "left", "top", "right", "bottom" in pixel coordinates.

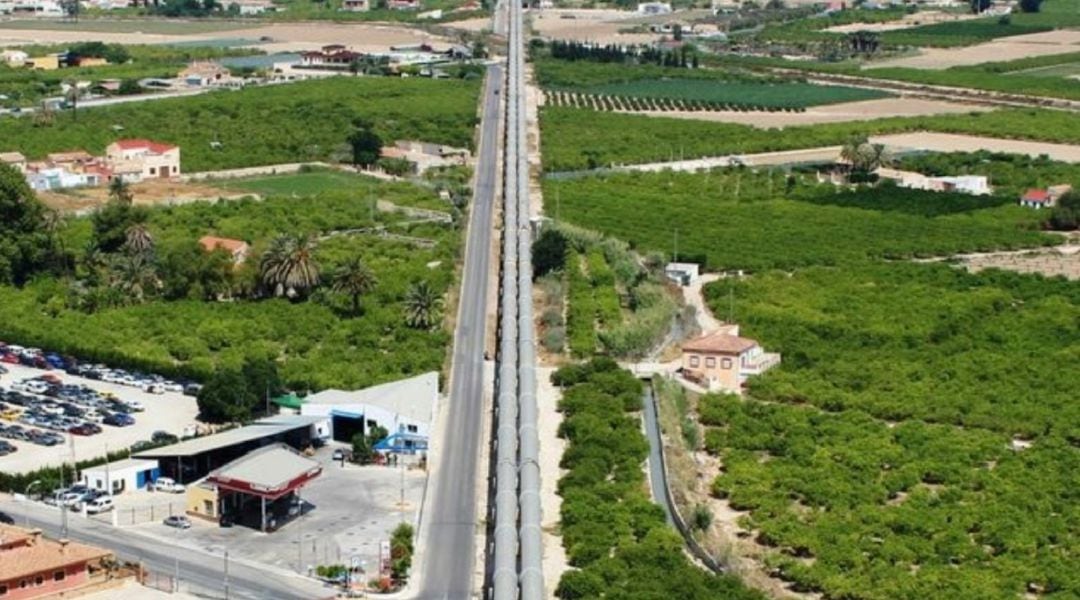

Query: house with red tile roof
[
  {"left": 1020, "top": 185, "right": 1073, "bottom": 209},
  {"left": 104, "top": 139, "right": 180, "bottom": 183},
  {"left": 681, "top": 324, "right": 780, "bottom": 393},
  {"left": 199, "top": 235, "right": 251, "bottom": 265},
  {"left": 0, "top": 524, "right": 114, "bottom": 600}
]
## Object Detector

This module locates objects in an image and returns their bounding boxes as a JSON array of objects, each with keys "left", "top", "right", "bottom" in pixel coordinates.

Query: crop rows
[{"left": 544, "top": 90, "right": 807, "bottom": 113}]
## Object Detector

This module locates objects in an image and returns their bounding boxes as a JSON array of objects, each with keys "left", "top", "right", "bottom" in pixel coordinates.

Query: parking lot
[
  {"left": 132, "top": 444, "right": 426, "bottom": 580},
  {"left": 0, "top": 360, "right": 200, "bottom": 473}
]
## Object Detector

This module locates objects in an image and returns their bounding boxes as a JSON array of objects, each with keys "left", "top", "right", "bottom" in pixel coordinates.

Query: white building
[
  {"left": 6, "top": 0, "right": 63, "bottom": 15},
  {"left": 0, "top": 49, "right": 29, "bottom": 66},
  {"left": 105, "top": 138, "right": 181, "bottom": 182},
  {"left": 81, "top": 458, "right": 161, "bottom": 495},
  {"left": 665, "top": 262, "right": 700, "bottom": 286},
  {"left": 299, "top": 372, "right": 438, "bottom": 449},
  {"left": 876, "top": 168, "right": 991, "bottom": 196},
  {"left": 231, "top": 0, "right": 276, "bottom": 13},
  {"left": 26, "top": 167, "right": 101, "bottom": 191},
  {"left": 340, "top": 0, "right": 369, "bottom": 11},
  {"left": 637, "top": 1, "right": 672, "bottom": 14}
]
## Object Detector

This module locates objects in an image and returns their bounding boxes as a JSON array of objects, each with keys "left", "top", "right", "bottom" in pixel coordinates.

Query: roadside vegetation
[
  {"left": 0, "top": 76, "right": 480, "bottom": 172},
  {"left": 0, "top": 165, "right": 457, "bottom": 392},
  {"left": 539, "top": 106, "right": 1080, "bottom": 171},
  {"left": 550, "top": 359, "right": 766, "bottom": 600}
]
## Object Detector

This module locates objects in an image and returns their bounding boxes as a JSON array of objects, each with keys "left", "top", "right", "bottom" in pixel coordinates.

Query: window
[
  {"left": 149, "top": 167, "right": 156, "bottom": 175},
  {"left": 1, "top": 583, "right": 8, "bottom": 595},
  {"left": 34, "top": 576, "right": 44, "bottom": 586},
  {"left": 19, "top": 580, "right": 27, "bottom": 589},
  {"left": 407, "top": 424, "right": 418, "bottom": 433},
  {"left": 54, "top": 571, "right": 65, "bottom": 582},
  {"left": 721, "top": 358, "right": 732, "bottom": 369},
  {"left": 705, "top": 356, "right": 716, "bottom": 368},
  {"left": 367, "top": 419, "right": 378, "bottom": 429},
  {"left": 689, "top": 355, "right": 699, "bottom": 368}
]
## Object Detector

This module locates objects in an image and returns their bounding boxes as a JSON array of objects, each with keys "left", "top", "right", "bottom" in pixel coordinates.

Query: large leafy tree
[
  {"left": 347, "top": 119, "right": 383, "bottom": 169},
  {"left": 403, "top": 280, "right": 443, "bottom": 330},
  {"left": 259, "top": 234, "right": 321, "bottom": 298},
  {"left": 0, "top": 163, "right": 54, "bottom": 285},
  {"left": 532, "top": 227, "right": 568, "bottom": 279},
  {"left": 331, "top": 256, "right": 377, "bottom": 316},
  {"left": 92, "top": 180, "right": 148, "bottom": 254}
]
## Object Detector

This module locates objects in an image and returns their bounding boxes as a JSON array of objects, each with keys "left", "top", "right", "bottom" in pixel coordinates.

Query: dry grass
[
  {"left": 867, "top": 29, "right": 1080, "bottom": 70},
  {"left": 38, "top": 179, "right": 241, "bottom": 214}
]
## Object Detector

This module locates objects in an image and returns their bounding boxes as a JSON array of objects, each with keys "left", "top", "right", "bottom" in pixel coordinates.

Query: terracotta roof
[
  {"left": 199, "top": 235, "right": 249, "bottom": 254},
  {"left": 0, "top": 525, "right": 112, "bottom": 581},
  {"left": 1022, "top": 189, "right": 1051, "bottom": 203},
  {"left": 111, "top": 139, "right": 177, "bottom": 154},
  {"left": 683, "top": 330, "right": 758, "bottom": 355}
]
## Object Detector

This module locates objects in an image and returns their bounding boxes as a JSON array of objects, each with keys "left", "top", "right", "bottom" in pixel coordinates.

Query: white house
[
  {"left": 665, "top": 262, "right": 700, "bottom": 286},
  {"left": 340, "top": 0, "right": 369, "bottom": 11},
  {"left": 231, "top": 0, "right": 276, "bottom": 13},
  {"left": 81, "top": 458, "right": 161, "bottom": 495},
  {"left": 26, "top": 167, "right": 101, "bottom": 191},
  {"left": 876, "top": 168, "right": 991, "bottom": 196},
  {"left": 299, "top": 372, "right": 438, "bottom": 451},
  {"left": 105, "top": 138, "right": 181, "bottom": 182}
]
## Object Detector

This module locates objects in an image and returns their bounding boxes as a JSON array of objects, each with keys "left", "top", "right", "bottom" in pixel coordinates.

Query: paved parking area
[
  {"left": 132, "top": 444, "right": 426, "bottom": 580},
  {"left": 0, "top": 363, "right": 200, "bottom": 473}
]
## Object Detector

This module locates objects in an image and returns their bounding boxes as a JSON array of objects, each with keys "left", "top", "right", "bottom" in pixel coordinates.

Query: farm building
[
  {"left": 1019, "top": 185, "right": 1072, "bottom": 209},
  {"left": 665, "top": 262, "right": 700, "bottom": 286},
  {"left": 681, "top": 324, "right": 781, "bottom": 394},
  {"left": 104, "top": 139, "right": 181, "bottom": 182},
  {"left": 80, "top": 458, "right": 161, "bottom": 495}
]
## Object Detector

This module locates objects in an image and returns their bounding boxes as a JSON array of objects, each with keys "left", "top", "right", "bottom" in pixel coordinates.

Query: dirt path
[
  {"left": 685, "top": 274, "right": 723, "bottom": 333},
  {"left": 611, "top": 97, "right": 993, "bottom": 128}
]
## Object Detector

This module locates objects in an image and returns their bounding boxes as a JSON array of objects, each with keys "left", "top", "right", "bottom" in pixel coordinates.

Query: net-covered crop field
[{"left": 560, "top": 79, "right": 888, "bottom": 110}]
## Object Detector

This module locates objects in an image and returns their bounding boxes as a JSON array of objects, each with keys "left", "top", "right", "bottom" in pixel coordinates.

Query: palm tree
[
  {"left": 107, "top": 254, "right": 158, "bottom": 303},
  {"left": 331, "top": 256, "right": 377, "bottom": 315},
  {"left": 108, "top": 176, "right": 133, "bottom": 204},
  {"left": 124, "top": 223, "right": 154, "bottom": 257},
  {"left": 62, "top": 79, "right": 81, "bottom": 121},
  {"left": 404, "top": 280, "right": 443, "bottom": 330},
  {"left": 259, "top": 234, "right": 321, "bottom": 298},
  {"left": 42, "top": 209, "right": 69, "bottom": 274}
]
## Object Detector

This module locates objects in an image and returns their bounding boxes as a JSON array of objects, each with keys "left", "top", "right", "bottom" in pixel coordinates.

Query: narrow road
[
  {"left": 414, "top": 62, "right": 502, "bottom": 600},
  {"left": 0, "top": 500, "right": 330, "bottom": 600}
]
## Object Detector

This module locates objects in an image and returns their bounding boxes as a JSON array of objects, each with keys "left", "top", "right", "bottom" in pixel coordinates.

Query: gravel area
[{"left": 0, "top": 363, "right": 200, "bottom": 473}]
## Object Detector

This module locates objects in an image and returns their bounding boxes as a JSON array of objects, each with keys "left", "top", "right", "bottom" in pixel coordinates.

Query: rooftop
[
  {"left": 133, "top": 416, "right": 320, "bottom": 459},
  {"left": 683, "top": 330, "right": 759, "bottom": 355},
  {"left": 0, "top": 151, "right": 26, "bottom": 163},
  {"left": 208, "top": 443, "right": 321, "bottom": 494},
  {"left": 1022, "top": 188, "right": 1051, "bottom": 202},
  {"left": 303, "top": 371, "right": 438, "bottom": 424},
  {"left": 81, "top": 457, "right": 159, "bottom": 474},
  {"left": 0, "top": 524, "right": 112, "bottom": 582},
  {"left": 110, "top": 138, "right": 178, "bottom": 154},
  {"left": 199, "top": 235, "right": 249, "bottom": 254}
]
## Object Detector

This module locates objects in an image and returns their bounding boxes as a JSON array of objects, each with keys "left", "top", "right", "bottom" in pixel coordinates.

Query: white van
[
  {"left": 153, "top": 478, "right": 185, "bottom": 493},
  {"left": 86, "top": 496, "right": 114, "bottom": 514}
]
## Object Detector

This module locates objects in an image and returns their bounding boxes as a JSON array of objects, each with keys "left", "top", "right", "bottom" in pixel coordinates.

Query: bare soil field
[
  {"left": 953, "top": 237, "right": 1080, "bottom": 280},
  {"left": 0, "top": 21, "right": 445, "bottom": 53},
  {"left": 39, "top": 179, "right": 241, "bottom": 214},
  {"left": 610, "top": 97, "right": 992, "bottom": 128},
  {"left": 871, "top": 131, "right": 1080, "bottom": 162},
  {"left": 825, "top": 11, "right": 979, "bottom": 34},
  {"left": 867, "top": 29, "right": 1080, "bottom": 70},
  {"left": 529, "top": 8, "right": 661, "bottom": 45}
]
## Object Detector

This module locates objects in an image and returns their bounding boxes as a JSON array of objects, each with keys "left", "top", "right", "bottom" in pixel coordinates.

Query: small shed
[
  {"left": 665, "top": 262, "right": 700, "bottom": 286},
  {"left": 81, "top": 458, "right": 160, "bottom": 495}
]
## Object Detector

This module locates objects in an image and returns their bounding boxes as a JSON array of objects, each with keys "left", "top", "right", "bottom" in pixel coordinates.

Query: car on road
[
  {"left": 332, "top": 448, "right": 348, "bottom": 461},
  {"left": 163, "top": 515, "right": 191, "bottom": 529},
  {"left": 85, "top": 496, "right": 114, "bottom": 514},
  {"left": 153, "top": 478, "right": 185, "bottom": 493}
]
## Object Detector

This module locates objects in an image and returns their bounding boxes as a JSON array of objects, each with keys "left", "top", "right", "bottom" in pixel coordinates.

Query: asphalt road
[
  {"left": 0, "top": 500, "right": 331, "bottom": 600},
  {"left": 414, "top": 62, "right": 503, "bottom": 600}
]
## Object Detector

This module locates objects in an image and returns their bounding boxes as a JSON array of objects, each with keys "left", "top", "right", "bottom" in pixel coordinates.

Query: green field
[
  {"left": 576, "top": 79, "right": 888, "bottom": 109},
  {"left": 1009, "top": 61, "right": 1080, "bottom": 78},
  {"left": 881, "top": 18, "right": 1050, "bottom": 48},
  {"left": 0, "top": 77, "right": 480, "bottom": 172},
  {"left": 0, "top": 179, "right": 458, "bottom": 391},
  {"left": 699, "top": 263, "right": 1079, "bottom": 599},
  {"left": 544, "top": 170, "right": 1055, "bottom": 271}
]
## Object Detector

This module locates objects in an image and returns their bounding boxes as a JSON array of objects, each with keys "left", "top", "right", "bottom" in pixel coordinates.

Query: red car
[{"left": 0, "top": 354, "right": 18, "bottom": 365}]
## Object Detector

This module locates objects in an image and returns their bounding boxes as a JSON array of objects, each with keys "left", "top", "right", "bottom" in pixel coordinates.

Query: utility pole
[
  {"left": 673, "top": 228, "right": 679, "bottom": 263},
  {"left": 224, "top": 549, "right": 230, "bottom": 600}
]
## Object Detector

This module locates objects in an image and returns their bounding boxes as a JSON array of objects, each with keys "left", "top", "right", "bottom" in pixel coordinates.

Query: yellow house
[
  {"left": 28, "top": 55, "right": 60, "bottom": 70},
  {"left": 681, "top": 324, "right": 780, "bottom": 394},
  {"left": 186, "top": 481, "right": 220, "bottom": 521}
]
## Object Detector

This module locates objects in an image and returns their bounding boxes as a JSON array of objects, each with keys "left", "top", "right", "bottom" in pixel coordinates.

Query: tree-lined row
[
  {"left": 551, "top": 359, "right": 766, "bottom": 600},
  {"left": 544, "top": 91, "right": 809, "bottom": 113}
]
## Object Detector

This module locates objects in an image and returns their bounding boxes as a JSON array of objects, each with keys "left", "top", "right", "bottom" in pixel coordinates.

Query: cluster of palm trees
[{"left": 255, "top": 233, "right": 443, "bottom": 328}]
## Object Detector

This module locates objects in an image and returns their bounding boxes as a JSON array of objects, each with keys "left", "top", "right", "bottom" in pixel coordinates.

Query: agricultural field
[
  {"left": 894, "top": 151, "right": 1080, "bottom": 198},
  {"left": 543, "top": 170, "right": 1056, "bottom": 272},
  {"left": 550, "top": 359, "right": 767, "bottom": 600},
  {"left": 0, "top": 43, "right": 259, "bottom": 108},
  {"left": 0, "top": 76, "right": 480, "bottom": 172},
  {"left": 698, "top": 262, "right": 1079, "bottom": 599},
  {"left": 539, "top": 106, "right": 1080, "bottom": 171},
  {"left": 0, "top": 19, "right": 256, "bottom": 34},
  {"left": 880, "top": 18, "right": 1050, "bottom": 48},
  {"left": 0, "top": 178, "right": 459, "bottom": 391}
]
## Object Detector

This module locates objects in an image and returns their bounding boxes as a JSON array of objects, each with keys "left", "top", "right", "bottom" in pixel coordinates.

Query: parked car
[
  {"left": 153, "top": 478, "right": 185, "bottom": 494},
  {"left": 183, "top": 383, "right": 203, "bottom": 397},
  {"left": 0, "top": 440, "right": 16, "bottom": 456},
  {"left": 0, "top": 511, "right": 13, "bottom": 524},
  {"left": 85, "top": 496, "right": 114, "bottom": 514},
  {"left": 163, "top": 515, "right": 192, "bottom": 529}
]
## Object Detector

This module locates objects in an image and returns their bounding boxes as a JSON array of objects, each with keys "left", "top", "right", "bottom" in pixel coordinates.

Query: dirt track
[
  {"left": 39, "top": 179, "right": 239, "bottom": 214},
  {"left": 611, "top": 97, "right": 993, "bottom": 128},
  {"left": 867, "top": 29, "right": 1080, "bottom": 70},
  {"left": 0, "top": 21, "right": 446, "bottom": 53}
]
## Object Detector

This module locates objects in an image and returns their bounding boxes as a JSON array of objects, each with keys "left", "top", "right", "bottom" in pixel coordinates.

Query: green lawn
[{"left": 1008, "top": 61, "right": 1080, "bottom": 78}]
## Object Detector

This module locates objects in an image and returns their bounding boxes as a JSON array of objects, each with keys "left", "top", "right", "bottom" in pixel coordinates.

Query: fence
[{"left": 88, "top": 500, "right": 187, "bottom": 527}]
